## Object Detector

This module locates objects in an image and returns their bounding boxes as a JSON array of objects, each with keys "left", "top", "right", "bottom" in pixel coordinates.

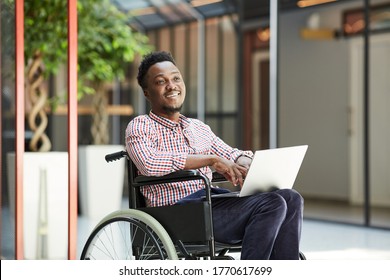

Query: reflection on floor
[
  {"left": 304, "top": 198, "right": 390, "bottom": 228},
  {"left": 300, "top": 219, "right": 390, "bottom": 259},
  {"left": 1, "top": 200, "right": 390, "bottom": 260}
]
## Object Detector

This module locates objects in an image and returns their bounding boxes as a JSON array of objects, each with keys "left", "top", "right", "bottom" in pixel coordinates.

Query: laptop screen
[{"left": 239, "top": 145, "right": 308, "bottom": 197}]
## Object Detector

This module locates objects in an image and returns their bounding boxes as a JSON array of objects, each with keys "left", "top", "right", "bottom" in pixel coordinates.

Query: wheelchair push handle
[{"left": 105, "top": 150, "right": 127, "bottom": 162}]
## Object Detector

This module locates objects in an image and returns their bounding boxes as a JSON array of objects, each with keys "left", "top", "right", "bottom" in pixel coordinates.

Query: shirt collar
[{"left": 149, "top": 111, "right": 191, "bottom": 129}]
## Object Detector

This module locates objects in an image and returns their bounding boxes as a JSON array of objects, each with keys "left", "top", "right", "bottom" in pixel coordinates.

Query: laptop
[{"left": 213, "top": 145, "right": 308, "bottom": 198}]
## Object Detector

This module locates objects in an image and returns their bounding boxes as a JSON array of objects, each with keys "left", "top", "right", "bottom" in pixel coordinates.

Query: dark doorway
[{"left": 259, "top": 59, "right": 269, "bottom": 149}]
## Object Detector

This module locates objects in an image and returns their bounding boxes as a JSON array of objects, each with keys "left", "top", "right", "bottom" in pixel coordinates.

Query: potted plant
[
  {"left": 6, "top": 0, "right": 70, "bottom": 260},
  {"left": 76, "top": 0, "right": 151, "bottom": 226},
  {"left": 24, "top": 0, "right": 151, "bottom": 147},
  {"left": 7, "top": 0, "right": 151, "bottom": 259}
]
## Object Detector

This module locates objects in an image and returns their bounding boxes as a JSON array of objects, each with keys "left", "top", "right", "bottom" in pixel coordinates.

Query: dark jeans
[{"left": 176, "top": 188, "right": 304, "bottom": 260}]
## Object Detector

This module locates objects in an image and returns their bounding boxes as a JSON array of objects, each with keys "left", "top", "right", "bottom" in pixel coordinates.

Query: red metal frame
[
  {"left": 15, "top": 0, "right": 25, "bottom": 260},
  {"left": 13, "top": 0, "right": 78, "bottom": 260},
  {"left": 68, "top": 0, "right": 78, "bottom": 260}
]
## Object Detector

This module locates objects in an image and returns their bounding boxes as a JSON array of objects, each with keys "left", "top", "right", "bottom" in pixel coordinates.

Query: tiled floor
[
  {"left": 300, "top": 219, "right": 390, "bottom": 259},
  {"left": 304, "top": 198, "right": 390, "bottom": 228},
  {"left": 2, "top": 205, "right": 390, "bottom": 260}
]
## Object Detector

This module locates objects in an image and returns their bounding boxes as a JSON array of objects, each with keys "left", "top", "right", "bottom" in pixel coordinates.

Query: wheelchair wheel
[{"left": 80, "top": 209, "right": 178, "bottom": 260}]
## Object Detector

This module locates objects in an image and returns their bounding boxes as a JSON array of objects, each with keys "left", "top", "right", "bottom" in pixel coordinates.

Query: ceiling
[{"left": 112, "top": 0, "right": 354, "bottom": 31}]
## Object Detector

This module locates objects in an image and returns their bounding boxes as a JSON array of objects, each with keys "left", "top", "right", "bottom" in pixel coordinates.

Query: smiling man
[
  {"left": 125, "top": 51, "right": 304, "bottom": 260},
  {"left": 141, "top": 59, "right": 186, "bottom": 117}
]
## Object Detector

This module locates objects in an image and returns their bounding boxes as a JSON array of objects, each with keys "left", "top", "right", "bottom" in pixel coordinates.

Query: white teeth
[{"left": 166, "top": 92, "right": 179, "bottom": 98}]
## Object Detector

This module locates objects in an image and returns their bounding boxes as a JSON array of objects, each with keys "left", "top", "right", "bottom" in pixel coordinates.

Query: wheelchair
[{"left": 80, "top": 151, "right": 306, "bottom": 260}]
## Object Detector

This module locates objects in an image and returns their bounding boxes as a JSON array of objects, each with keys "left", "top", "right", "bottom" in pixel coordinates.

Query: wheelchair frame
[{"left": 80, "top": 151, "right": 306, "bottom": 260}]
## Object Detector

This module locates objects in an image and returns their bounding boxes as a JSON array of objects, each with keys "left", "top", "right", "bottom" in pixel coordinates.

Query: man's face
[{"left": 143, "top": 61, "right": 186, "bottom": 120}]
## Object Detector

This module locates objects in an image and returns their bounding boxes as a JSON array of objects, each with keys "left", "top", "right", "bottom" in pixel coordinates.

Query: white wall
[{"left": 278, "top": 0, "right": 389, "bottom": 200}]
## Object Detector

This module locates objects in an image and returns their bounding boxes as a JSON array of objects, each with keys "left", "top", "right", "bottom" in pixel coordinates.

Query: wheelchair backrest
[{"left": 127, "top": 158, "right": 147, "bottom": 209}]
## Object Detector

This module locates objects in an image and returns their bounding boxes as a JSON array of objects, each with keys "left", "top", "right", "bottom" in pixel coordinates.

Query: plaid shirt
[{"left": 125, "top": 111, "right": 253, "bottom": 207}]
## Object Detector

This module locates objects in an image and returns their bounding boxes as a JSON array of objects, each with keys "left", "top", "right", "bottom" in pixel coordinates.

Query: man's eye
[
  {"left": 174, "top": 77, "right": 181, "bottom": 82},
  {"left": 156, "top": 80, "right": 165, "bottom": 85}
]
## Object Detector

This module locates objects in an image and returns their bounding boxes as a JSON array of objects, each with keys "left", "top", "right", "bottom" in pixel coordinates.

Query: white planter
[
  {"left": 7, "top": 152, "right": 68, "bottom": 260},
  {"left": 78, "top": 145, "right": 125, "bottom": 224}
]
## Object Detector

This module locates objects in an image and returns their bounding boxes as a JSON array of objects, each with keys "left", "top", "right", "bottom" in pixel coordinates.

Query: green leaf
[{"left": 24, "top": 0, "right": 152, "bottom": 101}]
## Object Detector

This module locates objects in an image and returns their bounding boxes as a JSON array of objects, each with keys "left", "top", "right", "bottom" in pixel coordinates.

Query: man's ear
[{"left": 143, "top": 90, "right": 150, "bottom": 101}]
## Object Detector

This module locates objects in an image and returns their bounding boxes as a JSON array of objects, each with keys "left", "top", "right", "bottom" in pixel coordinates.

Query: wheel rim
[{"left": 81, "top": 217, "right": 165, "bottom": 260}]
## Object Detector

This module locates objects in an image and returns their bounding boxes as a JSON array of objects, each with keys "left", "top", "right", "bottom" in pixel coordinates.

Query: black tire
[{"left": 80, "top": 210, "right": 178, "bottom": 260}]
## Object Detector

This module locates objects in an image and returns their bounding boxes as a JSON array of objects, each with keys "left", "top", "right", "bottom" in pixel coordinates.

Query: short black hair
[{"left": 137, "top": 51, "right": 176, "bottom": 89}]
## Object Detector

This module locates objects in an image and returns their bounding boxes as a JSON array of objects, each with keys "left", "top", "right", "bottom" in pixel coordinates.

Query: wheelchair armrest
[
  {"left": 134, "top": 170, "right": 209, "bottom": 186},
  {"left": 212, "top": 172, "right": 227, "bottom": 183},
  {"left": 132, "top": 169, "right": 227, "bottom": 205},
  {"left": 105, "top": 150, "right": 127, "bottom": 162}
]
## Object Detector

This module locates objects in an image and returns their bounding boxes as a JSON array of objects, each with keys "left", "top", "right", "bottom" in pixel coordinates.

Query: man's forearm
[{"left": 184, "top": 154, "right": 218, "bottom": 170}]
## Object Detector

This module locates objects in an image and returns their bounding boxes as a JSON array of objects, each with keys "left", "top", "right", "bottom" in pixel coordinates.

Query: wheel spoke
[{"left": 81, "top": 216, "right": 167, "bottom": 260}]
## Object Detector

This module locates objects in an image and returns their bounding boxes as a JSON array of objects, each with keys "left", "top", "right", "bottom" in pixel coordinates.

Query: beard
[{"left": 162, "top": 104, "right": 183, "bottom": 115}]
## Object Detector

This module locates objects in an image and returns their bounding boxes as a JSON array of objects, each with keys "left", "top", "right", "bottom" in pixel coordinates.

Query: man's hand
[
  {"left": 236, "top": 155, "right": 252, "bottom": 170},
  {"left": 211, "top": 157, "right": 248, "bottom": 187},
  {"left": 184, "top": 154, "right": 250, "bottom": 187}
]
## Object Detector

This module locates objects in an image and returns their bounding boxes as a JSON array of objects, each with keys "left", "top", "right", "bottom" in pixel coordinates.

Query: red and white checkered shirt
[{"left": 126, "top": 111, "right": 253, "bottom": 207}]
